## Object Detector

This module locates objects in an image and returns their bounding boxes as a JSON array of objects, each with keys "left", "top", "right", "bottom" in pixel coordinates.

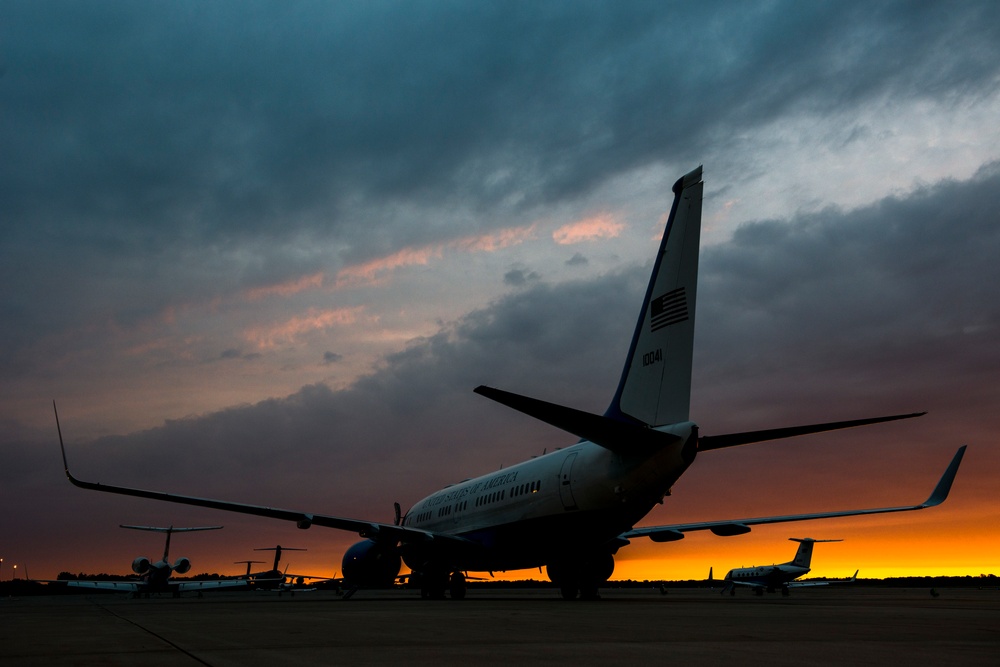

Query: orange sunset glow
[{"left": 4, "top": 2, "right": 1000, "bottom": 593}]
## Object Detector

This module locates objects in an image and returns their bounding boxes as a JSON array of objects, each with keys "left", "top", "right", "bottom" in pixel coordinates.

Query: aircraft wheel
[
  {"left": 420, "top": 570, "right": 448, "bottom": 599},
  {"left": 781, "top": 586, "right": 789, "bottom": 597},
  {"left": 560, "top": 584, "right": 579, "bottom": 600},
  {"left": 449, "top": 571, "right": 467, "bottom": 600}
]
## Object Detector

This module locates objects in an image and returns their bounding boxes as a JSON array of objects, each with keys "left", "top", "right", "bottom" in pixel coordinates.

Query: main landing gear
[
  {"left": 418, "top": 570, "right": 467, "bottom": 600},
  {"left": 546, "top": 553, "right": 614, "bottom": 601}
]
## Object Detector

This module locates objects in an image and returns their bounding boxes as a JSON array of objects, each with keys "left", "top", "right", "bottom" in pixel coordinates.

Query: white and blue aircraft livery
[
  {"left": 55, "top": 167, "right": 967, "bottom": 600},
  {"left": 722, "top": 538, "right": 858, "bottom": 597}
]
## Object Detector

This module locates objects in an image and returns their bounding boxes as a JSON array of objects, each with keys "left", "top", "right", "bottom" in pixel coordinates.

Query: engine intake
[
  {"left": 172, "top": 557, "right": 192, "bottom": 575},
  {"left": 342, "top": 539, "right": 401, "bottom": 588},
  {"left": 131, "top": 557, "right": 151, "bottom": 574}
]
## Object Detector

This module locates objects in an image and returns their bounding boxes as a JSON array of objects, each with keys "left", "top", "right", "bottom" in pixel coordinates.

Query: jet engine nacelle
[
  {"left": 341, "top": 539, "right": 402, "bottom": 588},
  {"left": 132, "top": 557, "right": 151, "bottom": 574},
  {"left": 172, "top": 557, "right": 192, "bottom": 575}
]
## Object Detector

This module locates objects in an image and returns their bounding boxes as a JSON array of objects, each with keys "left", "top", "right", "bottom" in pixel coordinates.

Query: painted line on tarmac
[{"left": 89, "top": 598, "right": 214, "bottom": 667}]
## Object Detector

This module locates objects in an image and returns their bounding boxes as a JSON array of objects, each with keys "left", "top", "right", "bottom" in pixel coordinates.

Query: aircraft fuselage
[
  {"left": 725, "top": 564, "right": 810, "bottom": 589},
  {"left": 400, "top": 422, "right": 697, "bottom": 572}
]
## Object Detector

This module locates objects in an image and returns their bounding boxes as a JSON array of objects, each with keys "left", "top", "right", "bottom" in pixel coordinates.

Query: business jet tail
[{"left": 787, "top": 538, "right": 842, "bottom": 568}]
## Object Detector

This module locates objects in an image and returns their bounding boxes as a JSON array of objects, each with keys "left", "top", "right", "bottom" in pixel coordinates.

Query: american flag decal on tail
[{"left": 650, "top": 287, "right": 689, "bottom": 332}]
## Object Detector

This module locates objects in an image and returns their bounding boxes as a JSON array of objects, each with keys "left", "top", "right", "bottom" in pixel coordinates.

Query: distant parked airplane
[
  {"left": 59, "top": 525, "right": 253, "bottom": 597},
  {"left": 722, "top": 538, "right": 857, "bottom": 596},
  {"left": 55, "top": 167, "right": 966, "bottom": 600},
  {"left": 242, "top": 545, "right": 336, "bottom": 595}
]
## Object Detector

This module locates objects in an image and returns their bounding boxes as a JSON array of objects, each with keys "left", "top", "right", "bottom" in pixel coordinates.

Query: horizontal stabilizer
[
  {"left": 698, "top": 412, "right": 926, "bottom": 451},
  {"left": 120, "top": 525, "right": 223, "bottom": 533},
  {"left": 474, "top": 385, "right": 682, "bottom": 456}
]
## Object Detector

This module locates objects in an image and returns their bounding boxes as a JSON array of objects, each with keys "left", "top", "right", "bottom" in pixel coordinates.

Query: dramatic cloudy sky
[{"left": 3, "top": 1, "right": 999, "bottom": 582}]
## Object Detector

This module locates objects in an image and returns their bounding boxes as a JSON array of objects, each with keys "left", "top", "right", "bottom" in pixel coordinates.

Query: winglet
[
  {"left": 53, "top": 400, "right": 75, "bottom": 483},
  {"left": 922, "top": 445, "right": 966, "bottom": 507}
]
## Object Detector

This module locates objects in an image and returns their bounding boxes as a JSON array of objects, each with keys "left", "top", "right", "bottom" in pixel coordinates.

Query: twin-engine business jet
[
  {"left": 56, "top": 167, "right": 967, "bottom": 600},
  {"left": 722, "top": 538, "right": 857, "bottom": 597},
  {"left": 58, "top": 525, "right": 254, "bottom": 597}
]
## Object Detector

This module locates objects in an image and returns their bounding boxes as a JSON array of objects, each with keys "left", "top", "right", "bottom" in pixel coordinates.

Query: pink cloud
[
  {"left": 335, "top": 246, "right": 443, "bottom": 288},
  {"left": 450, "top": 225, "right": 537, "bottom": 253},
  {"left": 335, "top": 225, "right": 535, "bottom": 287},
  {"left": 552, "top": 213, "right": 624, "bottom": 245},
  {"left": 244, "top": 306, "right": 368, "bottom": 349},
  {"left": 245, "top": 272, "right": 326, "bottom": 301}
]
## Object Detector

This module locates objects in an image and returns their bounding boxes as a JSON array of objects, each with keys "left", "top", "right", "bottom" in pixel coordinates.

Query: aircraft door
[{"left": 559, "top": 452, "right": 578, "bottom": 510}]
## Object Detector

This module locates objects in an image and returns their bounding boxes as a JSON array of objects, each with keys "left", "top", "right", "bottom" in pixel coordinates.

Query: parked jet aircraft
[
  {"left": 236, "top": 544, "right": 307, "bottom": 582},
  {"left": 240, "top": 545, "right": 336, "bottom": 595},
  {"left": 59, "top": 525, "right": 254, "bottom": 597},
  {"left": 722, "top": 538, "right": 857, "bottom": 596},
  {"left": 55, "top": 166, "right": 967, "bottom": 600}
]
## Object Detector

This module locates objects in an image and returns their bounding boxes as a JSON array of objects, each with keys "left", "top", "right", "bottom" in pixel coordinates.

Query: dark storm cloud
[
  {"left": 695, "top": 161, "right": 1000, "bottom": 427},
  {"left": 503, "top": 267, "right": 540, "bottom": 287},
  {"left": 5, "top": 1, "right": 1000, "bottom": 241},
  {"left": 16, "top": 162, "right": 998, "bottom": 507},
  {"left": 7, "top": 164, "right": 1000, "bottom": 576},
  {"left": 3, "top": 0, "right": 999, "bottom": 363}
]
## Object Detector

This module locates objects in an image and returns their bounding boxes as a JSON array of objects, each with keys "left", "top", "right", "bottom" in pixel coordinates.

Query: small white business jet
[
  {"left": 721, "top": 538, "right": 857, "bottom": 597},
  {"left": 58, "top": 525, "right": 254, "bottom": 597},
  {"left": 56, "top": 167, "right": 966, "bottom": 600}
]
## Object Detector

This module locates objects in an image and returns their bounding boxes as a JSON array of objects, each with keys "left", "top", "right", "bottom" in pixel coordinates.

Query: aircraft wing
[
  {"left": 622, "top": 446, "right": 965, "bottom": 542},
  {"left": 787, "top": 570, "right": 858, "bottom": 588},
  {"left": 728, "top": 580, "right": 767, "bottom": 589},
  {"left": 63, "top": 580, "right": 142, "bottom": 591},
  {"left": 59, "top": 579, "right": 256, "bottom": 592},
  {"left": 55, "top": 403, "right": 473, "bottom": 549},
  {"left": 174, "top": 579, "right": 255, "bottom": 592}
]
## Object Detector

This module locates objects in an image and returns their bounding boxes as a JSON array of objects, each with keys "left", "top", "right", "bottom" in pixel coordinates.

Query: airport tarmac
[{"left": 2, "top": 587, "right": 997, "bottom": 666}]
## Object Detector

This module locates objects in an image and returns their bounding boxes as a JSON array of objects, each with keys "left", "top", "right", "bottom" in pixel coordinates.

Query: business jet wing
[
  {"left": 622, "top": 446, "right": 965, "bottom": 542},
  {"left": 174, "top": 579, "right": 258, "bottom": 592},
  {"left": 63, "top": 580, "right": 142, "bottom": 592},
  {"left": 58, "top": 578, "right": 255, "bottom": 592},
  {"left": 786, "top": 570, "right": 858, "bottom": 588},
  {"left": 54, "top": 403, "right": 472, "bottom": 549}
]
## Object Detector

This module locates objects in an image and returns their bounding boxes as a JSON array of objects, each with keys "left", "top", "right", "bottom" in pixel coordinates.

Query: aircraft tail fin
[
  {"left": 605, "top": 166, "right": 703, "bottom": 427},
  {"left": 788, "top": 537, "right": 841, "bottom": 568}
]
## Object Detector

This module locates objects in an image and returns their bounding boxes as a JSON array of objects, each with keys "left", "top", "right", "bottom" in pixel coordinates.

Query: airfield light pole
[{"left": 1, "top": 557, "right": 3, "bottom": 581}]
